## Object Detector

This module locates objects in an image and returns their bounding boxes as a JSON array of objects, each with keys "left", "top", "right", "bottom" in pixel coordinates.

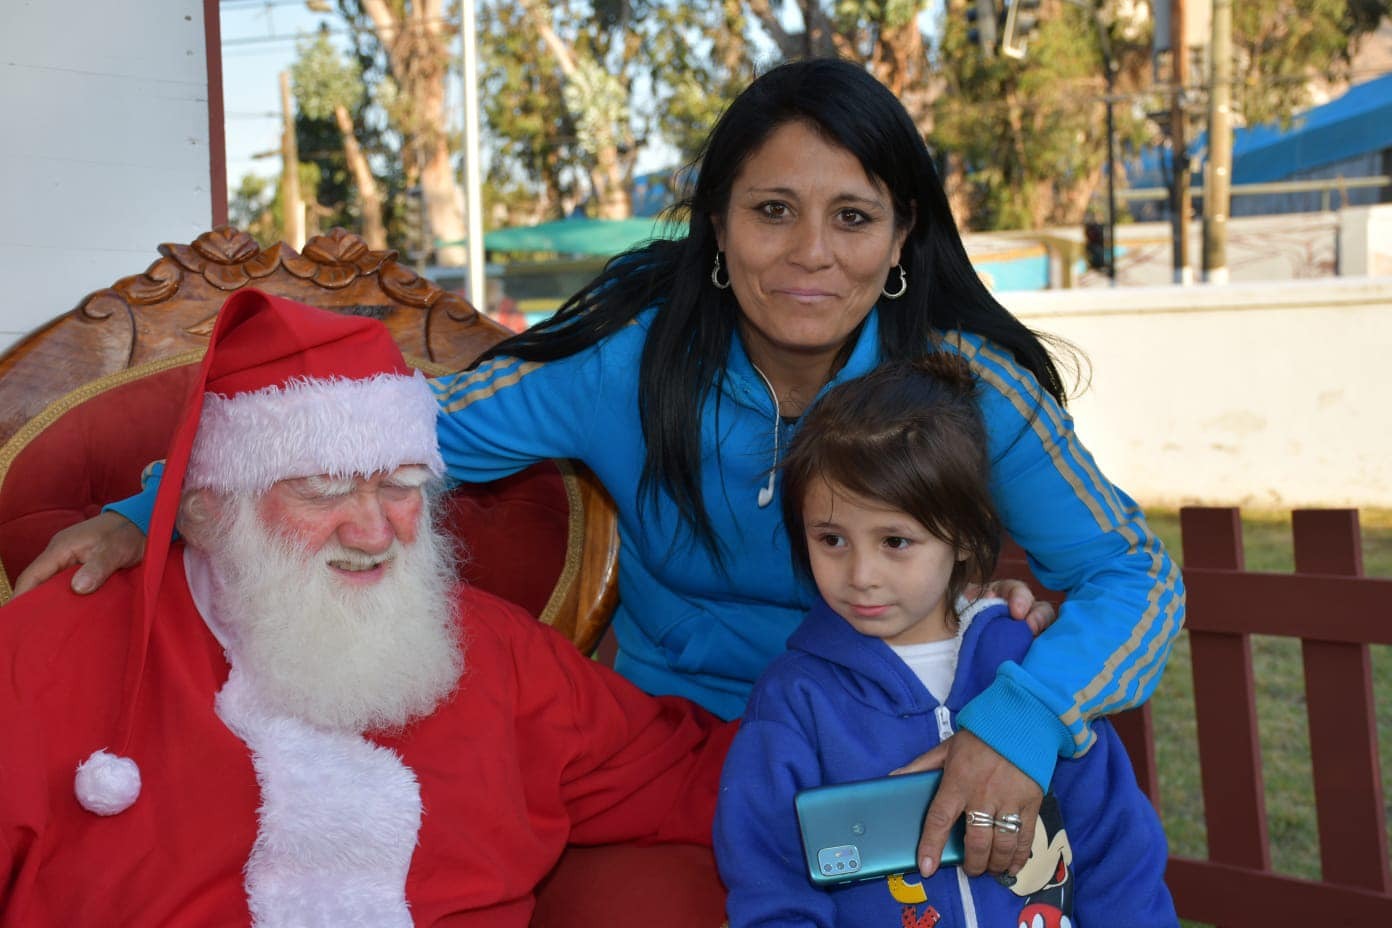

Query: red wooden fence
[{"left": 1000, "top": 507, "right": 1392, "bottom": 927}]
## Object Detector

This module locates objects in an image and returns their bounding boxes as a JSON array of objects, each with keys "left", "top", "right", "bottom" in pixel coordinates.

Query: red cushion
[
  {"left": 0, "top": 366, "right": 196, "bottom": 585},
  {"left": 532, "top": 844, "right": 727, "bottom": 928},
  {"left": 437, "top": 464, "right": 569, "bottom": 618}
]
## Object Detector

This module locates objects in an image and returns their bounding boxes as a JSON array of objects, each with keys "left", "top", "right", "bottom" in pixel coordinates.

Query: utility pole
[
  {"left": 967, "top": 0, "right": 999, "bottom": 57},
  {"left": 459, "top": 0, "right": 485, "bottom": 310},
  {"left": 1168, "top": 0, "right": 1193, "bottom": 284},
  {"left": 1202, "top": 0, "right": 1232, "bottom": 283},
  {"left": 279, "top": 71, "right": 305, "bottom": 251},
  {"left": 1093, "top": 4, "right": 1119, "bottom": 285}
]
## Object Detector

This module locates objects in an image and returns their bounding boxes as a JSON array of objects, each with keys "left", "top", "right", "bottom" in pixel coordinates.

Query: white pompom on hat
[
  {"left": 75, "top": 289, "right": 443, "bottom": 815},
  {"left": 74, "top": 750, "right": 142, "bottom": 816}
]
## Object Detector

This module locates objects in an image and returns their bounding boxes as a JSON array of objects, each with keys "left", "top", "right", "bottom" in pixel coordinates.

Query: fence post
[
  {"left": 1180, "top": 508, "right": 1271, "bottom": 893},
  {"left": 1291, "top": 509, "right": 1391, "bottom": 891}
]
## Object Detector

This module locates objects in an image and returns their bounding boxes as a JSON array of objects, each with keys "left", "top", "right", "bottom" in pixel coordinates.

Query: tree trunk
[
  {"left": 420, "top": 111, "right": 468, "bottom": 265},
  {"left": 871, "top": 19, "right": 935, "bottom": 132},
  {"left": 523, "top": 0, "right": 633, "bottom": 219},
  {"left": 279, "top": 71, "right": 305, "bottom": 250},
  {"left": 361, "top": 0, "right": 468, "bottom": 265},
  {"left": 592, "top": 146, "right": 631, "bottom": 220},
  {"left": 333, "top": 104, "right": 386, "bottom": 249}
]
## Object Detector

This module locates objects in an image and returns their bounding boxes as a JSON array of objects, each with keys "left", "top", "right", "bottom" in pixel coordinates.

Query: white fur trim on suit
[
  {"left": 215, "top": 668, "right": 422, "bottom": 927},
  {"left": 187, "top": 373, "right": 444, "bottom": 493}
]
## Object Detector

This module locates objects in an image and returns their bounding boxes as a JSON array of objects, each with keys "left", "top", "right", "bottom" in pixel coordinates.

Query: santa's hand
[
  {"left": 967, "top": 578, "right": 1056, "bottom": 635},
  {"left": 11, "top": 512, "right": 146, "bottom": 597},
  {"left": 894, "top": 730, "right": 1043, "bottom": 879}
]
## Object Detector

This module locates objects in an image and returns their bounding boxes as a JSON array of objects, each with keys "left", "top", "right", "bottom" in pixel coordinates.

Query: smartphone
[{"left": 794, "top": 770, "right": 965, "bottom": 886}]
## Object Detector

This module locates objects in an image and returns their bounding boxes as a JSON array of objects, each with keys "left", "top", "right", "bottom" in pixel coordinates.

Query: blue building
[{"left": 1129, "top": 72, "right": 1392, "bottom": 217}]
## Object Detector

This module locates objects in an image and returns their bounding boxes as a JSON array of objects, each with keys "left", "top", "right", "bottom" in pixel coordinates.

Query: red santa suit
[{"left": 0, "top": 547, "right": 733, "bottom": 926}]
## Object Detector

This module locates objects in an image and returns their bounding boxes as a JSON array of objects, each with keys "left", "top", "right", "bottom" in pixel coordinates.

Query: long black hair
[{"left": 476, "top": 57, "right": 1066, "bottom": 559}]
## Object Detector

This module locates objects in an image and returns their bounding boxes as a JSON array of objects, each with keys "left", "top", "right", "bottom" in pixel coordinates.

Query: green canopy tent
[
  {"left": 435, "top": 216, "right": 688, "bottom": 324},
  {"left": 466, "top": 216, "right": 688, "bottom": 256}
]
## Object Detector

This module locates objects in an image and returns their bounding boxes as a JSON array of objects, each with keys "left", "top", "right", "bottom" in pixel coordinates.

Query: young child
[{"left": 714, "top": 358, "right": 1176, "bottom": 927}]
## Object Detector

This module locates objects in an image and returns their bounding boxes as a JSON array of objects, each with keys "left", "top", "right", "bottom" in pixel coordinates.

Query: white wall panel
[{"left": 0, "top": 0, "right": 211, "bottom": 348}]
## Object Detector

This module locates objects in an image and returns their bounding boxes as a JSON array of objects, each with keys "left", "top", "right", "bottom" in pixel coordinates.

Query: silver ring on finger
[
  {"left": 993, "top": 812, "right": 1022, "bottom": 834},
  {"left": 965, "top": 810, "right": 995, "bottom": 829}
]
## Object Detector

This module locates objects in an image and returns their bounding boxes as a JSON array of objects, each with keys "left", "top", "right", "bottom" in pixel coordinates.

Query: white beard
[{"left": 205, "top": 496, "right": 464, "bottom": 734}]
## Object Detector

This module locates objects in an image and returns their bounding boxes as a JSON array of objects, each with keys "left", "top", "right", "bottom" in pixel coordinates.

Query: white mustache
[{"left": 320, "top": 543, "right": 401, "bottom": 572}]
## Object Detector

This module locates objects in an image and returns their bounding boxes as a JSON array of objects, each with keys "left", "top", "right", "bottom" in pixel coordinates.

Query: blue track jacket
[
  {"left": 715, "top": 598, "right": 1177, "bottom": 928},
  {"left": 113, "top": 304, "right": 1184, "bottom": 789}
]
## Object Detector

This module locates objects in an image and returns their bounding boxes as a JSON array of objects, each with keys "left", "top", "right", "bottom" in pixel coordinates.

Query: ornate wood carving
[{"left": 0, "top": 226, "right": 496, "bottom": 447}]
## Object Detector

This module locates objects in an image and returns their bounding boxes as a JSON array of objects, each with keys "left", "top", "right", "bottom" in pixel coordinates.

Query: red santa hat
[{"left": 75, "top": 288, "right": 444, "bottom": 816}]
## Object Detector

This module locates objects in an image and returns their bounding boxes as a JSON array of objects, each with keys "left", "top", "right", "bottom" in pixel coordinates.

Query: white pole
[{"left": 461, "top": 0, "right": 486, "bottom": 309}]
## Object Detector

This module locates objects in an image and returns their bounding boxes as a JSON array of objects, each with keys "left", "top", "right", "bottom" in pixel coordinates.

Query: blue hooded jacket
[{"left": 715, "top": 598, "right": 1177, "bottom": 927}]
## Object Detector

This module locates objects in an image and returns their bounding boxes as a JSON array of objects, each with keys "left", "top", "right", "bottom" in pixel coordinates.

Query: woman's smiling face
[{"left": 713, "top": 120, "right": 909, "bottom": 382}]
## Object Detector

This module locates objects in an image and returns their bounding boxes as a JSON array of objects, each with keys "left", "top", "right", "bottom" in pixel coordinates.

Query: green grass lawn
[{"left": 1142, "top": 507, "right": 1392, "bottom": 926}]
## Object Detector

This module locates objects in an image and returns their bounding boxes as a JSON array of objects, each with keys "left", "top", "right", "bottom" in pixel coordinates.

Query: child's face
[{"left": 802, "top": 479, "right": 961, "bottom": 647}]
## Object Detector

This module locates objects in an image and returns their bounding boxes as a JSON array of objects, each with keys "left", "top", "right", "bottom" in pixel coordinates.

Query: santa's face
[
  {"left": 205, "top": 471, "right": 462, "bottom": 734},
  {"left": 254, "top": 465, "right": 433, "bottom": 585}
]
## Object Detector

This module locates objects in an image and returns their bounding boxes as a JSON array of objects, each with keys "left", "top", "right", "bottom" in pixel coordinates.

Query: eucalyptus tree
[
  {"left": 336, "top": 0, "right": 467, "bottom": 263},
  {"left": 291, "top": 32, "right": 386, "bottom": 248}
]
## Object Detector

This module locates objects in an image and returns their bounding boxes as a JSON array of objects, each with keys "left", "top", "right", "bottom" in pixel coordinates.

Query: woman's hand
[
  {"left": 10, "top": 512, "right": 146, "bottom": 597},
  {"left": 893, "top": 730, "right": 1043, "bottom": 878},
  {"left": 972, "top": 578, "right": 1056, "bottom": 635}
]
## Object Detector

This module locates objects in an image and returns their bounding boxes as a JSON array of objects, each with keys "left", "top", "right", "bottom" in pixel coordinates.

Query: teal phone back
[{"left": 794, "top": 770, "right": 966, "bottom": 886}]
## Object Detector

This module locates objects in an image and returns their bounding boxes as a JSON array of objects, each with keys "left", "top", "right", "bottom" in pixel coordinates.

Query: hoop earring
[
  {"left": 882, "top": 264, "right": 908, "bottom": 300},
  {"left": 710, "top": 252, "right": 731, "bottom": 290}
]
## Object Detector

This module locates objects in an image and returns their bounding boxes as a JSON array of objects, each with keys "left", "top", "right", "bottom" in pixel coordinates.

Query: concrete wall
[
  {"left": 1339, "top": 204, "right": 1392, "bottom": 276},
  {"left": 1005, "top": 277, "right": 1392, "bottom": 508},
  {"left": 0, "top": 0, "right": 213, "bottom": 352}
]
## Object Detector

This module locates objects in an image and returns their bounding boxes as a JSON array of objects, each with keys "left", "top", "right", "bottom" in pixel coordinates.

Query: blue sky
[{"left": 220, "top": 0, "right": 341, "bottom": 187}]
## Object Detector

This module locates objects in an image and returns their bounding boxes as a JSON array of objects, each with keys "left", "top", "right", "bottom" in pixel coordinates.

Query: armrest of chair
[
  {"left": 437, "top": 460, "right": 618, "bottom": 654},
  {"left": 537, "top": 462, "right": 619, "bottom": 655}
]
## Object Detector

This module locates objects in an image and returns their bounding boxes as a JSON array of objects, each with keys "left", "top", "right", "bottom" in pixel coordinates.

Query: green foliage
[
  {"left": 291, "top": 32, "right": 364, "bottom": 120},
  {"left": 228, "top": 161, "right": 323, "bottom": 246},
  {"left": 300, "top": 2, "right": 423, "bottom": 248},
  {"left": 229, "top": 174, "right": 279, "bottom": 244},
  {"left": 932, "top": 1, "right": 1149, "bottom": 230},
  {"left": 645, "top": 1, "right": 760, "bottom": 165},
  {"left": 477, "top": 0, "right": 754, "bottom": 220},
  {"left": 478, "top": 1, "right": 579, "bottom": 218},
  {"left": 833, "top": 0, "right": 922, "bottom": 35},
  {"left": 1233, "top": 0, "right": 1391, "bottom": 126},
  {"left": 289, "top": 34, "right": 366, "bottom": 234}
]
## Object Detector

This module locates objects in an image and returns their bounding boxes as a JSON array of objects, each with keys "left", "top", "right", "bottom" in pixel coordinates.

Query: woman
[{"left": 17, "top": 58, "right": 1183, "bottom": 880}]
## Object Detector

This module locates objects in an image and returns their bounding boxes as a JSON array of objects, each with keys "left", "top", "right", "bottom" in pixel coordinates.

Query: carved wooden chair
[
  {"left": 0, "top": 226, "right": 725, "bottom": 928},
  {"left": 0, "top": 226, "right": 617, "bottom": 652}
]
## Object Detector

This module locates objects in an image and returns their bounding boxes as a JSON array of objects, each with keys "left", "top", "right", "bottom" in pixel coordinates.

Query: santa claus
[{"left": 0, "top": 290, "right": 731, "bottom": 926}]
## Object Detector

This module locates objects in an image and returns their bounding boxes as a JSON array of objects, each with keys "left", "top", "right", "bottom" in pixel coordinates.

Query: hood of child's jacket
[{"left": 785, "top": 599, "right": 942, "bottom": 716}]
